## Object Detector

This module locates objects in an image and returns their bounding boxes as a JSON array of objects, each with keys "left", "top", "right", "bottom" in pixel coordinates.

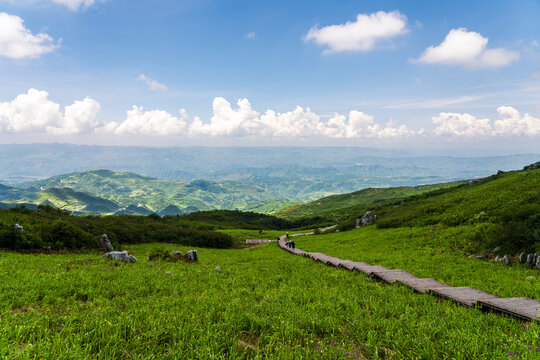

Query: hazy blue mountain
[{"left": 1, "top": 144, "right": 537, "bottom": 185}]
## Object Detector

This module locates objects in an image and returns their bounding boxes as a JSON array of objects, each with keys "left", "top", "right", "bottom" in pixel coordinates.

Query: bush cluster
[{"left": 0, "top": 205, "right": 233, "bottom": 251}]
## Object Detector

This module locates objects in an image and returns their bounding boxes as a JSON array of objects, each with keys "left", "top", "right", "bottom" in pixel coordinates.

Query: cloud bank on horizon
[{"left": 0, "top": 89, "right": 538, "bottom": 140}]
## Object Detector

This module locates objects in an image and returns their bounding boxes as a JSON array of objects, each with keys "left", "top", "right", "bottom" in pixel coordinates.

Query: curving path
[{"left": 277, "top": 234, "right": 540, "bottom": 322}]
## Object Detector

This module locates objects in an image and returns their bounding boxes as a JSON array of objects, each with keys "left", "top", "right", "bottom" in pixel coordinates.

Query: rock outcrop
[
  {"left": 355, "top": 211, "right": 377, "bottom": 228},
  {"left": 526, "top": 253, "right": 537, "bottom": 268},
  {"left": 187, "top": 250, "right": 199, "bottom": 262},
  {"left": 104, "top": 250, "right": 137, "bottom": 263},
  {"left": 98, "top": 234, "right": 114, "bottom": 251}
]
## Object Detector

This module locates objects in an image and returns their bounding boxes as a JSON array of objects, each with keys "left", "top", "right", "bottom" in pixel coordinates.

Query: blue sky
[{"left": 0, "top": 0, "right": 539, "bottom": 152}]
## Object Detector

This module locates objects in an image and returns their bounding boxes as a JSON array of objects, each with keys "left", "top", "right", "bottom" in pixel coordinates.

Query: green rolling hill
[
  {"left": 19, "top": 169, "right": 287, "bottom": 214},
  {"left": 34, "top": 187, "right": 120, "bottom": 214},
  {"left": 274, "top": 181, "right": 466, "bottom": 220}
]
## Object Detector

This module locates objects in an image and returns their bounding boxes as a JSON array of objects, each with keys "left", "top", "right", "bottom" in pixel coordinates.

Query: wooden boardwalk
[{"left": 276, "top": 234, "right": 540, "bottom": 322}]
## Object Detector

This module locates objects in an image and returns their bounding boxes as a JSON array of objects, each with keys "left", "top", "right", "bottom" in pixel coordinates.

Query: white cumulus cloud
[
  {"left": 187, "top": 97, "right": 413, "bottom": 139},
  {"left": 51, "top": 0, "right": 100, "bottom": 11},
  {"left": 432, "top": 107, "right": 539, "bottom": 137},
  {"left": 493, "top": 106, "right": 540, "bottom": 136},
  {"left": 304, "top": 11, "right": 408, "bottom": 54},
  {"left": 136, "top": 74, "right": 169, "bottom": 92},
  {"left": 415, "top": 28, "right": 519, "bottom": 69},
  {"left": 0, "top": 12, "right": 59, "bottom": 59},
  {"left": 102, "top": 106, "right": 187, "bottom": 136},
  {"left": 0, "top": 89, "right": 101, "bottom": 134}
]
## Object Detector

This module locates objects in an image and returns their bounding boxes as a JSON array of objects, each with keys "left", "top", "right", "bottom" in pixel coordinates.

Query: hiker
[{"left": 291, "top": 239, "right": 295, "bottom": 249}]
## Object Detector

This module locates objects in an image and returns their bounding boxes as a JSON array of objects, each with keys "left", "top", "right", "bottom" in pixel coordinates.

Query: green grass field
[{"left": 1, "top": 232, "right": 539, "bottom": 359}]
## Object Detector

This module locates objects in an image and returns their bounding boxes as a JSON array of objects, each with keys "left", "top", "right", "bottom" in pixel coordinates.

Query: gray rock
[
  {"left": 172, "top": 251, "right": 182, "bottom": 257},
  {"left": 526, "top": 253, "right": 537, "bottom": 268},
  {"left": 186, "top": 250, "right": 198, "bottom": 262},
  {"left": 519, "top": 253, "right": 526, "bottom": 264},
  {"left": 166, "top": 271, "right": 172, "bottom": 275},
  {"left": 104, "top": 250, "right": 137, "bottom": 263},
  {"left": 493, "top": 246, "right": 501, "bottom": 253},
  {"left": 355, "top": 211, "right": 377, "bottom": 228},
  {"left": 475, "top": 255, "right": 486, "bottom": 260},
  {"left": 501, "top": 255, "right": 510, "bottom": 265},
  {"left": 215, "top": 266, "right": 221, "bottom": 273},
  {"left": 537, "top": 257, "right": 540, "bottom": 270},
  {"left": 14, "top": 223, "right": 24, "bottom": 233},
  {"left": 495, "top": 255, "right": 500, "bottom": 262},
  {"left": 98, "top": 234, "right": 114, "bottom": 251},
  {"left": 526, "top": 276, "right": 536, "bottom": 280}
]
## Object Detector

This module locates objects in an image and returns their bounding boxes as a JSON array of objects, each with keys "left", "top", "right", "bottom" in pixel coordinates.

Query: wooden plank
[
  {"left": 324, "top": 257, "right": 342, "bottom": 267},
  {"left": 396, "top": 278, "right": 452, "bottom": 293},
  {"left": 353, "top": 264, "right": 390, "bottom": 275},
  {"left": 292, "top": 249, "right": 308, "bottom": 256},
  {"left": 478, "top": 297, "right": 540, "bottom": 322},
  {"left": 371, "top": 269, "right": 419, "bottom": 284},
  {"left": 246, "top": 239, "right": 271, "bottom": 244},
  {"left": 308, "top": 253, "right": 326, "bottom": 261},
  {"left": 430, "top": 287, "right": 499, "bottom": 307},
  {"left": 338, "top": 260, "right": 359, "bottom": 271}
]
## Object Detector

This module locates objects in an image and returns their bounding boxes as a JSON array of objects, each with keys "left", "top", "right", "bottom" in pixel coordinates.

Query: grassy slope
[
  {"left": 374, "top": 168, "right": 540, "bottom": 228},
  {"left": 1, "top": 241, "right": 538, "bottom": 359},
  {"left": 274, "top": 182, "right": 465, "bottom": 221},
  {"left": 295, "top": 226, "right": 540, "bottom": 299}
]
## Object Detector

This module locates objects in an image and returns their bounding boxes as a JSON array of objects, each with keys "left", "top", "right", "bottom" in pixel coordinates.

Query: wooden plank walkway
[
  {"left": 429, "top": 287, "right": 500, "bottom": 307},
  {"left": 274, "top": 233, "right": 539, "bottom": 322},
  {"left": 245, "top": 239, "right": 272, "bottom": 244},
  {"left": 478, "top": 297, "right": 540, "bottom": 322},
  {"left": 371, "top": 269, "right": 419, "bottom": 284},
  {"left": 396, "top": 278, "right": 452, "bottom": 293}
]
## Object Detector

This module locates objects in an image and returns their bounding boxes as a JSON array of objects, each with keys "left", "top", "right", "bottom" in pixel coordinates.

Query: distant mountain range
[
  {"left": 0, "top": 144, "right": 537, "bottom": 215},
  {"left": 1, "top": 144, "right": 537, "bottom": 184},
  {"left": 0, "top": 169, "right": 296, "bottom": 215}
]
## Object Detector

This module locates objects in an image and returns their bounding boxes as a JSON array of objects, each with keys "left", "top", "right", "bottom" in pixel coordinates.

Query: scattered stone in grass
[
  {"left": 187, "top": 250, "right": 199, "bottom": 262},
  {"left": 475, "top": 255, "right": 486, "bottom": 260},
  {"left": 215, "top": 266, "right": 221, "bottom": 272},
  {"left": 536, "top": 257, "right": 540, "bottom": 270},
  {"left": 147, "top": 250, "right": 197, "bottom": 263},
  {"left": 519, "top": 253, "right": 526, "bottom": 264},
  {"left": 355, "top": 211, "right": 377, "bottom": 228},
  {"left": 501, "top": 255, "right": 510, "bottom": 265},
  {"left": 526, "top": 254, "right": 537, "bottom": 268},
  {"left": 525, "top": 276, "right": 536, "bottom": 280},
  {"left": 166, "top": 271, "right": 172, "bottom": 276},
  {"left": 98, "top": 234, "right": 114, "bottom": 251},
  {"left": 104, "top": 250, "right": 137, "bottom": 263}
]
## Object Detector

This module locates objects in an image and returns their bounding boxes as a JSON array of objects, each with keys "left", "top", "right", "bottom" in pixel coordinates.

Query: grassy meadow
[{"left": 1, "top": 233, "right": 539, "bottom": 359}]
